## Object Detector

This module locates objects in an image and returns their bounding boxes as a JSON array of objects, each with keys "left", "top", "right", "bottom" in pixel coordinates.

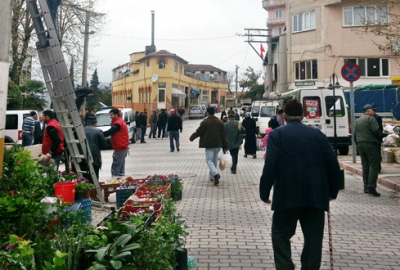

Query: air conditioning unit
[{"left": 391, "top": 41, "right": 400, "bottom": 53}]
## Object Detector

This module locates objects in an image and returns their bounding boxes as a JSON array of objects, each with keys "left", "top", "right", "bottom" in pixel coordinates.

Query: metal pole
[
  {"left": 82, "top": 11, "right": 90, "bottom": 87},
  {"left": 333, "top": 74, "right": 338, "bottom": 155},
  {"left": 0, "top": 0, "right": 12, "bottom": 177},
  {"left": 235, "top": 65, "right": 239, "bottom": 107},
  {"left": 267, "top": 29, "right": 273, "bottom": 94},
  {"left": 350, "top": 81, "right": 356, "bottom": 163}
]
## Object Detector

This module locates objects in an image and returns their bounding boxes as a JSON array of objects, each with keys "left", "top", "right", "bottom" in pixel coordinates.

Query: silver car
[{"left": 189, "top": 105, "right": 206, "bottom": 119}]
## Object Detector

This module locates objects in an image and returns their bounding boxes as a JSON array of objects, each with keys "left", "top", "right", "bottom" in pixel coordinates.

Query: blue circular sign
[{"left": 341, "top": 63, "right": 361, "bottom": 82}]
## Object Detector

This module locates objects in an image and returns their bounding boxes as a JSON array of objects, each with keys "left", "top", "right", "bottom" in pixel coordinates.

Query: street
[{"left": 95, "top": 115, "right": 400, "bottom": 270}]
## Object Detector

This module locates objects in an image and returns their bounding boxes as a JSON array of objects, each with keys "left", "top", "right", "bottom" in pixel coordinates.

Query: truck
[{"left": 343, "top": 86, "right": 400, "bottom": 120}]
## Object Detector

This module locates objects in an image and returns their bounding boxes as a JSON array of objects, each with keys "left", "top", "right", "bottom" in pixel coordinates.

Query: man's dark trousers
[
  {"left": 229, "top": 147, "right": 239, "bottom": 172},
  {"left": 358, "top": 142, "right": 380, "bottom": 190},
  {"left": 140, "top": 125, "right": 146, "bottom": 142},
  {"left": 169, "top": 130, "right": 180, "bottom": 151},
  {"left": 272, "top": 207, "right": 325, "bottom": 270}
]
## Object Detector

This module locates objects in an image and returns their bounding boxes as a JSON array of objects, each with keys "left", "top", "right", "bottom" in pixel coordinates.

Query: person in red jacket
[
  {"left": 42, "top": 110, "right": 64, "bottom": 169},
  {"left": 103, "top": 108, "right": 130, "bottom": 176}
]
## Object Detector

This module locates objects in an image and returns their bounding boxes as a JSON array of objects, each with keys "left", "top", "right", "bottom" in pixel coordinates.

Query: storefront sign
[{"left": 295, "top": 81, "right": 316, "bottom": 87}]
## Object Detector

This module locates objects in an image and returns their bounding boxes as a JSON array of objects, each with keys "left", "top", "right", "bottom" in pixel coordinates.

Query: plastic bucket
[{"left": 54, "top": 182, "right": 76, "bottom": 204}]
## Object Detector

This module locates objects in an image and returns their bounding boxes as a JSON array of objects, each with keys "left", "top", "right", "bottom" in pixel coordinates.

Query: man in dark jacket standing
[
  {"left": 259, "top": 100, "right": 340, "bottom": 270},
  {"left": 157, "top": 109, "right": 168, "bottom": 139},
  {"left": 34, "top": 113, "right": 46, "bottom": 145},
  {"left": 138, "top": 109, "right": 147, "bottom": 143},
  {"left": 190, "top": 107, "right": 229, "bottom": 185},
  {"left": 82, "top": 115, "right": 107, "bottom": 182},
  {"left": 355, "top": 104, "right": 382, "bottom": 196},
  {"left": 167, "top": 109, "right": 182, "bottom": 152}
]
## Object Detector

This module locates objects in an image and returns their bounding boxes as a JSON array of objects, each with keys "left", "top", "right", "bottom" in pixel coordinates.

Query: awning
[{"left": 172, "top": 88, "right": 186, "bottom": 97}]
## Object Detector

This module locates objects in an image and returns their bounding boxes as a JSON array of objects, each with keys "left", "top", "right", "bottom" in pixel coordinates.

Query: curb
[{"left": 339, "top": 161, "right": 400, "bottom": 192}]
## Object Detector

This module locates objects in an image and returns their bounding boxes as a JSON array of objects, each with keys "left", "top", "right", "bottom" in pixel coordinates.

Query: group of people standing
[{"left": 21, "top": 111, "right": 46, "bottom": 147}]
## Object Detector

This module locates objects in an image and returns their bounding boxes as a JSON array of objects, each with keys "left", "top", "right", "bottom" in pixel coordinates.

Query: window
[
  {"left": 202, "top": 90, "right": 209, "bottom": 103},
  {"left": 159, "top": 59, "right": 165, "bottom": 69},
  {"left": 294, "top": 60, "right": 318, "bottom": 81},
  {"left": 325, "top": 96, "right": 345, "bottom": 118},
  {"left": 293, "top": 10, "right": 316, "bottom": 33},
  {"left": 252, "top": 106, "right": 260, "bottom": 117},
  {"left": 275, "top": 27, "right": 282, "bottom": 35},
  {"left": 158, "top": 83, "right": 166, "bottom": 102},
  {"left": 260, "top": 106, "right": 276, "bottom": 117},
  {"left": 174, "top": 62, "right": 178, "bottom": 72},
  {"left": 275, "top": 9, "right": 282, "bottom": 19},
  {"left": 344, "top": 58, "right": 389, "bottom": 77},
  {"left": 5, "top": 115, "right": 18, "bottom": 129},
  {"left": 343, "top": 5, "right": 388, "bottom": 26}
]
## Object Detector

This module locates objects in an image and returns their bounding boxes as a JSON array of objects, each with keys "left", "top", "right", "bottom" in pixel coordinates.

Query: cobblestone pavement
[{"left": 93, "top": 117, "right": 400, "bottom": 270}]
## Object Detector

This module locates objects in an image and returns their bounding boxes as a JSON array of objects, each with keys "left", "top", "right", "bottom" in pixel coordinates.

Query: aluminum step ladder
[{"left": 27, "top": 0, "right": 106, "bottom": 206}]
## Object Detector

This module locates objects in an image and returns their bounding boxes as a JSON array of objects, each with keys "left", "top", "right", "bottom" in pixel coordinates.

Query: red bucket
[{"left": 54, "top": 182, "right": 76, "bottom": 204}]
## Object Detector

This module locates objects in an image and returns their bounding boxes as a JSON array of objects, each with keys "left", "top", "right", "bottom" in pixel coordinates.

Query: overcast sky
[{"left": 90, "top": 0, "right": 268, "bottom": 84}]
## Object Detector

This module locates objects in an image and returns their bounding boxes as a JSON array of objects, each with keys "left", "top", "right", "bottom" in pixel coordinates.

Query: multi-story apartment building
[
  {"left": 263, "top": 0, "right": 400, "bottom": 93},
  {"left": 262, "top": 0, "right": 288, "bottom": 93}
]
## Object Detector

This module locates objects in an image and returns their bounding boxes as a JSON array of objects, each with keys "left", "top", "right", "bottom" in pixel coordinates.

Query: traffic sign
[{"left": 341, "top": 63, "right": 361, "bottom": 82}]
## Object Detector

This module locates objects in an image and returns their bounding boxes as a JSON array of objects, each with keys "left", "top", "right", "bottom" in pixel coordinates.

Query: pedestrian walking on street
[
  {"left": 178, "top": 106, "right": 185, "bottom": 122},
  {"left": 139, "top": 109, "right": 148, "bottom": 143},
  {"left": 157, "top": 109, "right": 168, "bottom": 139},
  {"left": 224, "top": 114, "right": 246, "bottom": 174},
  {"left": 135, "top": 111, "right": 141, "bottom": 140},
  {"left": 227, "top": 107, "right": 235, "bottom": 115},
  {"left": 42, "top": 110, "right": 64, "bottom": 169},
  {"left": 167, "top": 109, "right": 183, "bottom": 152},
  {"left": 259, "top": 100, "right": 341, "bottom": 270},
  {"left": 271, "top": 109, "right": 285, "bottom": 126},
  {"left": 242, "top": 112, "right": 259, "bottom": 158},
  {"left": 355, "top": 104, "right": 382, "bottom": 197},
  {"left": 234, "top": 109, "right": 240, "bottom": 121},
  {"left": 190, "top": 107, "right": 229, "bottom": 185},
  {"left": 260, "top": 118, "right": 280, "bottom": 159},
  {"left": 103, "top": 108, "right": 130, "bottom": 177},
  {"left": 220, "top": 108, "right": 227, "bottom": 120},
  {"left": 33, "top": 113, "right": 46, "bottom": 145},
  {"left": 22, "top": 111, "right": 37, "bottom": 146},
  {"left": 149, "top": 109, "right": 158, "bottom": 139},
  {"left": 81, "top": 115, "right": 107, "bottom": 183}
]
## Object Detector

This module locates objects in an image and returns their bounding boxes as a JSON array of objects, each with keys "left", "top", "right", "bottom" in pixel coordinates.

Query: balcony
[
  {"left": 267, "top": 18, "right": 286, "bottom": 26},
  {"left": 262, "top": 0, "right": 286, "bottom": 10}
]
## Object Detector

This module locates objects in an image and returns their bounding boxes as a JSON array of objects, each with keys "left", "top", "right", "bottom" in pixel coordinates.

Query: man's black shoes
[
  {"left": 214, "top": 174, "right": 220, "bottom": 185},
  {"left": 177, "top": 146, "right": 180, "bottom": 152},
  {"left": 366, "top": 189, "right": 381, "bottom": 197}
]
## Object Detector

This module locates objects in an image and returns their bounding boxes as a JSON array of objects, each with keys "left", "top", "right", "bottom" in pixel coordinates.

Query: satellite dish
[{"left": 151, "top": 74, "right": 158, "bottom": 82}]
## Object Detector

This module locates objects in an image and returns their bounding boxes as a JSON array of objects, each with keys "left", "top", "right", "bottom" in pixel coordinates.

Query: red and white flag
[{"left": 260, "top": 44, "right": 265, "bottom": 59}]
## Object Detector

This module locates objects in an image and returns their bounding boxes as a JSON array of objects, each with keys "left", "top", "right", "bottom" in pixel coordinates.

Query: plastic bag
[
  {"left": 383, "top": 134, "right": 399, "bottom": 147},
  {"left": 384, "top": 124, "right": 394, "bottom": 134},
  {"left": 218, "top": 149, "right": 224, "bottom": 160},
  {"left": 219, "top": 152, "right": 232, "bottom": 171}
]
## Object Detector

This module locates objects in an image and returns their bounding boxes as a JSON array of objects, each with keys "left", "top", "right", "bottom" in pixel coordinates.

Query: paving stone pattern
[{"left": 93, "top": 117, "right": 400, "bottom": 270}]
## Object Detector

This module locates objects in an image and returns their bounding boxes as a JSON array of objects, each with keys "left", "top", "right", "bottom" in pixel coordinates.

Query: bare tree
[
  {"left": 226, "top": 72, "right": 235, "bottom": 94},
  {"left": 355, "top": 1, "right": 400, "bottom": 51}
]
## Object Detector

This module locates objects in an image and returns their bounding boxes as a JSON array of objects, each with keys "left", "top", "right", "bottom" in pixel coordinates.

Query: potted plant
[
  {"left": 75, "top": 179, "right": 94, "bottom": 201},
  {"left": 171, "top": 180, "right": 183, "bottom": 201}
]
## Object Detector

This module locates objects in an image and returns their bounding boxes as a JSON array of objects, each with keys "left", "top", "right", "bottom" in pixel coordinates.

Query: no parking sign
[{"left": 341, "top": 63, "right": 361, "bottom": 82}]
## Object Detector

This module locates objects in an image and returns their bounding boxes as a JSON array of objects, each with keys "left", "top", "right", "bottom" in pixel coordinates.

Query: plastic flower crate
[
  {"left": 90, "top": 183, "right": 122, "bottom": 202},
  {"left": 63, "top": 198, "right": 91, "bottom": 227},
  {"left": 122, "top": 202, "right": 162, "bottom": 216},
  {"left": 116, "top": 186, "right": 138, "bottom": 208}
]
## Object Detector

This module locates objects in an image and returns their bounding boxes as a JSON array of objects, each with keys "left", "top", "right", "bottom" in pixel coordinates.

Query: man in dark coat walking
[
  {"left": 34, "top": 113, "right": 46, "bottom": 144},
  {"left": 242, "top": 112, "right": 259, "bottom": 158},
  {"left": 260, "top": 100, "right": 341, "bottom": 270}
]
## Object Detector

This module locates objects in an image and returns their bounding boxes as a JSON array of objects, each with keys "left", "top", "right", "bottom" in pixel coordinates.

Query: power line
[{"left": 101, "top": 33, "right": 237, "bottom": 41}]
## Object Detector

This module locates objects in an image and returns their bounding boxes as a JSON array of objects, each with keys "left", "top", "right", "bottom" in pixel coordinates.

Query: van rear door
[
  {"left": 301, "top": 90, "right": 326, "bottom": 135},
  {"left": 321, "top": 89, "right": 348, "bottom": 138}
]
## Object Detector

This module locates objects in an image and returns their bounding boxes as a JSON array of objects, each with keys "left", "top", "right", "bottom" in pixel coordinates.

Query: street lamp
[{"left": 327, "top": 74, "right": 342, "bottom": 155}]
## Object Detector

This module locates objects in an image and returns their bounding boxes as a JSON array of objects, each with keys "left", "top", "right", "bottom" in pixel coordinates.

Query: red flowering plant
[{"left": 75, "top": 178, "right": 94, "bottom": 192}]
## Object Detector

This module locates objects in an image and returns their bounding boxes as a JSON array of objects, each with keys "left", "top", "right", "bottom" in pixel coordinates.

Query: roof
[
  {"left": 136, "top": 50, "right": 189, "bottom": 64},
  {"left": 184, "top": 64, "right": 227, "bottom": 74},
  {"left": 111, "top": 62, "right": 129, "bottom": 72}
]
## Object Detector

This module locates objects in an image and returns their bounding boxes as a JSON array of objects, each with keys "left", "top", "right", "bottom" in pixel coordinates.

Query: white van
[
  {"left": 250, "top": 100, "right": 280, "bottom": 135},
  {"left": 5, "top": 110, "right": 39, "bottom": 144},
  {"left": 95, "top": 107, "right": 138, "bottom": 148},
  {"left": 280, "top": 88, "right": 351, "bottom": 155}
]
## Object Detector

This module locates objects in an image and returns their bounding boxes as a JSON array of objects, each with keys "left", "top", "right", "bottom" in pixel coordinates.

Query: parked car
[
  {"left": 209, "top": 104, "right": 219, "bottom": 113},
  {"left": 200, "top": 104, "right": 207, "bottom": 117},
  {"left": 189, "top": 105, "right": 206, "bottom": 119},
  {"left": 251, "top": 100, "right": 280, "bottom": 136},
  {"left": 5, "top": 110, "right": 39, "bottom": 144},
  {"left": 95, "top": 107, "right": 139, "bottom": 148}
]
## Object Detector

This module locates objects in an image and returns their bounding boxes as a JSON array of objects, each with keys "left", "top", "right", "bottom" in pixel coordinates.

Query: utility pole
[
  {"left": 235, "top": 65, "right": 239, "bottom": 107},
  {"left": 243, "top": 28, "right": 271, "bottom": 94},
  {"left": 0, "top": 0, "right": 12, "bottom": 176}
]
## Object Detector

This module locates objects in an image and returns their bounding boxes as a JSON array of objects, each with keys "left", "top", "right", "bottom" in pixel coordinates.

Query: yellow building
[{"left": 111, "top": 50, "right": 228, "bottom": 112}]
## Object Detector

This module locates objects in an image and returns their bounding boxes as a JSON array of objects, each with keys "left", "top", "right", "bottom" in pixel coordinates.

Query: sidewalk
[{"left": 338, "top": 155, "right": 400, "bottom": 192}]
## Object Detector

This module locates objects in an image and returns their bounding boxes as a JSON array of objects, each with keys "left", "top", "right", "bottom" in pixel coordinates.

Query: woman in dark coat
[{"left": 242, "top": 112, "right": 259, "bottom": 158}]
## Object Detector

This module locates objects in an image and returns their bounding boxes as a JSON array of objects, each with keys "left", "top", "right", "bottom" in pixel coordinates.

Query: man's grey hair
[{"left": 285, "top": 115, "right": 303, "bottom": 121}]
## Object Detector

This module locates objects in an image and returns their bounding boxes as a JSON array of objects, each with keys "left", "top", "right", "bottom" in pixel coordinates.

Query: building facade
[
  {"left": 111, "top": 50, "right": 228, "bottom": 111},
  {"left": 263, "top": 0, "right": 400, "bottom": 93}
]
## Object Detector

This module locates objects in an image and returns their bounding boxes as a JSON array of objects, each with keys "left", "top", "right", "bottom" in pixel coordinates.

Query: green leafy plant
[
  {"left": 75, "top": 178, "right": 95, "bottom": 192},
  {"left": 171, "top": 180, "right": 183, "bottom": 195},
  {"left": 42, "top": 251, "right": 69, "bottom": 270}
]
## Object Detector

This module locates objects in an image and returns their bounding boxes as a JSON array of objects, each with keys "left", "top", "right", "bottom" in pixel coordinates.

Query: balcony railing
[{"left": 262, "top": 0, "right": 286, "bottom": 10}]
